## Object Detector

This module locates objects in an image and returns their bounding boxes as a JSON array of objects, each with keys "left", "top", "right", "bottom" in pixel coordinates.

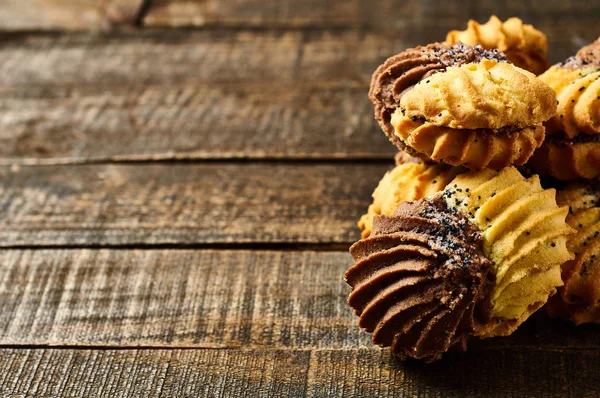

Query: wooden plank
[
  {"left": 0, "top": 83, "right": 394, "bottom": 164},
  {"left": 0, "top": 249, "right": 364, "bottom": 347},
  {"left": 0, "top": 30, "right": 409, "bottom": 87},
  {"left": 2, "top": 25, "right": 596, "bottom": 88},
  {"left": 1, "top": 249, "right": 599, "bottom": 350},
  {"left": 142, "top": 0, "right": 600, "bottom": 61},
  {"left": 0, "top": 29, "right": 407, "bottom": 163},
  {"left": 0, "top": 0, "right": 597, "bottom": 35},
  {"left": 143, "top": 0, "right": 599, "bottom": 28},
  {"left": 0, "top": 348, "right": 310, "bottom": 397},
  {"left": 0, "top": 0, "right": 144, "bottom": 31},
  {"left": 1, "top": 28, "right": 599, "bottom": 164},
  {"left": 1, "top": 347, "right": 599, "bottom": 397},
  {"left": 307, "top": 347, "right": 600, "bottom": 397},
  {"left": 0, "top": 163, "right": 388, "bottom": 246}
]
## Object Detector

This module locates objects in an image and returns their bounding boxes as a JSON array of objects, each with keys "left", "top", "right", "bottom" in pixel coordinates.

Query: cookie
[
  {"left": 370, "top": 43, "right": 555, "bottom": 170},
  {"left": 348, "top": 197, "right": 493, "bottom": 362},
  {"left": 346, "top": 167, "right": 574, "bottom": 360},
  {"left": 529, "top": 38, "right": 600, "bottom": 180},
  {"left": 546, "top": 183, "right": 600, "bottom": 324},
  {"left": 358, "top": 152, "right": 461, "bottom": 238},
  {"left": 445, "top": 167, "right": 574, "bottom": 337},
  {"left": 446, "top": 15, "right": 549, "bottom": 75}
]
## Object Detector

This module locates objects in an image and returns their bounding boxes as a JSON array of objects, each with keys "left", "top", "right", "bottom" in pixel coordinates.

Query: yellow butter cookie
[
  {"left": 446, "top": 15, "right": 548, "bottom": 75},
  {"left": 546, "top": 183, "right": 600, "bottom": 324},
  {"left": 442, "top": 167, "right": 574, "bottom": 337},
  {"left": 529, "top": 38, "right": 600, "bottom": 180},
  {"left": 345, "top": 167, "right": 574, "bottom": 361},
  {"left": 390, "top": 59, "right": 554, "bottom": 170},
  {"left": 358, "top": 153, "right": 461, "bottom": 238}
]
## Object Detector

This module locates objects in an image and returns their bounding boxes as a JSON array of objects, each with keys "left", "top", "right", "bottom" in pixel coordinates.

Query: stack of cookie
[{"left": 344, "top": 16, "right": 600, "bottom": 362}]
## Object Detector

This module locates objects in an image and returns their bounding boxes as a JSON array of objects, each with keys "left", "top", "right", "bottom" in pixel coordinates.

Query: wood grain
[
  {"left": 0, "top": 249, "right": 362, "bottom": 348},
  {"left": 1, "top": 249, "right": 599, "bottom": 351},
  {"left": 0, "top": 29, "right": 405, "bottom": 163},
  {"left": 2, "top": 28, "right": 599, "bottom": 164},
  {"left": 307, "top": 347, "right": 600, "bottom": 398},
  {"left": 1, "top": 347, "right": 599, "bottom": 397},
  {"left": 142, "top": 0, "right": 600, "bottom": 64},
  {"left": 1, "top": 4, "right": 599, "bottom": 397},
  {"left": 0, "top": 163, "right": 388, "bottom": 246},
  {"left": 2, "top": 24, "right": 596, "bottom": 87},
  {"left": 0, "top": 30, "right": 312, "bottom": 86},
  {"left": 143, "top": 0, "right": 599, "bottom": 30},
  {"left": 1, "top": 28, "right": 598, "bottom": 165},
  {"left": 0, "top": 348, "right": 309, "bottom": 397},
  {"left": 0, "top": 83, "right": 394, "bottom": 164},
  {"left": 0, "top": 29, "right": 417, "bottom": 86},
  {"left": 0, "top": 0, "right": 144, "bottom": 30}
]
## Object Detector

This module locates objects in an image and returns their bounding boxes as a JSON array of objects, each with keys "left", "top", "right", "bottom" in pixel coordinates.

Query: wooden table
[{"left": 1, "top": 1, "right": 600, "bottom": 396}]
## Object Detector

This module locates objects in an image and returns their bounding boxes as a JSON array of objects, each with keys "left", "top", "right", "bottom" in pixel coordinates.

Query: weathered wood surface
[
  {"left": 142, "top": 0, "right": 484, "bottom": 32},
  {"left": 2, "top": 28, "right": 598, "bottom": 164},
  {"left": 0, "top": 0, "right": 144, "bottom": 30},
  {"left": 1, "top": 347, "right": 599, "bottom": 397},
  {"left": 1, "top": 249, "right": 599, "bottom": 350},
  {"left": 0, "top": 30, "right": 418, "bottom": 87},
  {"left": 1, "top": 3, "right": 600, "bottom": 397},
  {"left": 0, "top": 23, "right": 596, "bottom": 85},
  {"left": 0, "top": 249, "right": 359, "bottom": 347},
  {"left": 0, "top": 163, "right": 388, "bottom": 246},
  {"left": 0, "top": 29, "right": 405, "bottom": 163},
  {"left": 1, "top": 0, "right": 597, "bottom": 36},
  {"left": 0, "top": 83, "right": 393, "bottom": 164},
  {"left": 143, "top": 0, "right": 600, "bottom": 39},
  {"left": 0, "top": 348, "right": 309, "bottom": 397},
  {"left": 3, "top": 18, "right": 595, "bottom": 87}
]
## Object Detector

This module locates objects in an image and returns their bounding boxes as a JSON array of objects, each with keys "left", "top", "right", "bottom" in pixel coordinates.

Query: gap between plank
[
  {"left": 0, "top": 242, "right": 353, "bottom": 252},
  {"left": 0, "top": 24, "right": 357, "bottom": 38},
  {"left": 0, "top": 343, "right": 598, "bottom": 353},
  {"left": 133, "top": 0, "right": 153, "bottom": 27},
  {"left": 0, "top": 12, "right": 596, "bottom": 35},
  {"left": 0, "top": 157, "right": 395, "bottom": 167}
]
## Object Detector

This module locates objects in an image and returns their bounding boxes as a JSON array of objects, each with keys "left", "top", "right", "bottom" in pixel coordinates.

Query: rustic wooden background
[{"left": 1, "top": 1, "right": 600, "bottom": 397}]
